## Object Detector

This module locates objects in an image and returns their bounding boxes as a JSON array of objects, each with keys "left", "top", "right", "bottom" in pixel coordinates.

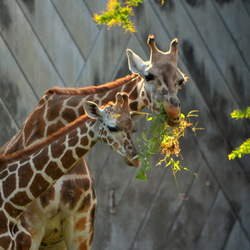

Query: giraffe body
[
  {"left": 0, "top": 35, "right": 187, "bottom": 249},
  {"left": 0, "top": 93, "right": 142, "bottom": 249}
]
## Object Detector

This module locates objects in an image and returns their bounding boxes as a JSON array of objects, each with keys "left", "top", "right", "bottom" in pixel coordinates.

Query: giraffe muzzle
[
  {"left": 163, "top": 101, "right": 181, "bottom": 126},
  {"left": 125, "top": 156, "right": 140, "bottom": 167}
]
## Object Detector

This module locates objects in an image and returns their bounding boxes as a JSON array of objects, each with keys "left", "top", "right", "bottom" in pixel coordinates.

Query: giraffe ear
[
  {"left": 130, "top": 111, "right": 146, "bottom": 123},
  {"left": 126, "top": 49, "right": 148, "bottom": 75},
  {"left": 83, "top": 101, "right": 102, "bottom": 120}
]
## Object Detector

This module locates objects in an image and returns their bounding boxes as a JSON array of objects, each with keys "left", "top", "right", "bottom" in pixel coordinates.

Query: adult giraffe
[
  {"left": 0, "top": 35, "right": 187, "bottom": 249},
  {"left": 0, "top": 93, "right": 143, "bottom": 249}
]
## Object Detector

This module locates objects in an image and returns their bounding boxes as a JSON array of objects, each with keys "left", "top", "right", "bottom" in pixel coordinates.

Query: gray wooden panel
[
  {"left": 194, "top": 191, "right": 236, "bottom": 250},
  {"left": 0, "top": 35, "right": 38, "bottom": 128},
  {"left": 0, "top": 98, "right": 19, "bottom": 147},
  {"left": 181, "top": 0, "right": 250, "bottom": 108},
  {"left": 52, "top": 0, "right": 99, "bottom": 61},
  {"left": 1, "top": 0, "right": 64, "bottom": 96},
  {"left": 85, "top": 0, "right": 108, "bottom": 16},
  {"left": 77, "top": 27, "right": 131, "bottom": 86},
  {"left": 212, "top": 0, "right": 250, "bottom": 69},
  {"left": 16, "top": 0, "right": 85, "bottom": 85},
  {"left": 225, "top": 221, "right": 250, "bottom": 250}
]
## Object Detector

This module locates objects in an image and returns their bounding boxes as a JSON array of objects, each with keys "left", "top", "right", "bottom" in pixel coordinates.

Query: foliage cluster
[
  {"left": 134, "top": 105, "right": 202, "bottom": 181},
  {"left": 228, "top": 107, "right": 250, "bottom": 160},
  {"left": 93, "top": 0, "right": 166, "bottom": 33},
  {"left": 93, "top": 0, "right": 143, "bottom": 33}
]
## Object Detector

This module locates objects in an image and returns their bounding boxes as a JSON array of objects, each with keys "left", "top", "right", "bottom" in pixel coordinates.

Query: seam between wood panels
[
  {"left": 0, "top": 96, "right": 20, "bottom": 131},
  {"left": 110, "top": 34, "right": 132, "bottom": 79},
  {"left": 221, "top": 219, "right": 238, "bottom": 250},
  {"left": 75, "top": 30, "right": 103, "bottom": 87},
  {"left": 50, "top": 0, "right": 86, "bottom": 87},
  {"left": 211, "top": 0, "right": 250, "bottom": 72},
  {"left": 15, "top": 0, "right": 67, "bottom": 87},
  {"left": 190, "top": 136, "right": 250, "bottom": 244},
  {"left": 179, "top": 0, "right": 248, "bottom": 110},
  {"left": 128, "top": 168, "right": 169, "bottom": 250},
  {"left": 241, "top": 1, "right": 250, "bottom": 21},
  {"left": 0, "top": 31, "right": 39, "bottom": 102}
]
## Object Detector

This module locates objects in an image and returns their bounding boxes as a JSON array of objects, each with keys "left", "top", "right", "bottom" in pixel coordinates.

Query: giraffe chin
[
  {"left": 163, "top": 103, "right": 181, "bottom": 126},
  {"left": 125, "top": 157, "right": 140, "bottom": 167}
]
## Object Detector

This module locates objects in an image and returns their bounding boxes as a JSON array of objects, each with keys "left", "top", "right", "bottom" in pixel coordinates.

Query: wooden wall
[{"left": 0, "top": 0, "right": 249, "bottom": 249}]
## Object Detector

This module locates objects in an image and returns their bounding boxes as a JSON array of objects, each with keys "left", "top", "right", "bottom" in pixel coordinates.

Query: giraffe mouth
[
  {"left": 125, "top": 157, "right": 140, "bottom": 167},
  {"left": 163, "top": 102, "right": 181, "bottom": 126}
]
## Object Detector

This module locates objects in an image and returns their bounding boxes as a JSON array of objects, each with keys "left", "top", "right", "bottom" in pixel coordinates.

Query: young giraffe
[
  {"left": 0, "top": 35, "right": 187, "bottom": 249},
  {"left": 0, "top": 93, "right": 143, "bottom": 250}
]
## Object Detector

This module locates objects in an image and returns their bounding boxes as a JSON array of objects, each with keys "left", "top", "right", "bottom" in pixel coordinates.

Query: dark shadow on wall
[
  {"left": 0, "top": 1, "right": 12, "bottom": 31},
  {"left": 22, "top": 0, "right": 35, "bottom": 13}
]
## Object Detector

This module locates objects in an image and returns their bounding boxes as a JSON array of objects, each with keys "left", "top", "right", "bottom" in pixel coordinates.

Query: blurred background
[{"left": 0, "top": 0, "right": 249, "bottom": 249}]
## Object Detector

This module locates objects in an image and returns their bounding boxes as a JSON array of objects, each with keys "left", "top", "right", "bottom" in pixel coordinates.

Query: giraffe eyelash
[{"left": 107, "top": 125, "right": 120, "bottom": 133}]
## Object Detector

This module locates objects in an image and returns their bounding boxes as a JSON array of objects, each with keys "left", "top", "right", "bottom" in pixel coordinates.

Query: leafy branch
[
  {"left": 228, "top": 107, "right": 250, "bottom": 160},
  {"left": 134, "top": 105, "right": 202, "bottom": 181},
  {"left": 93, "top": 0, "right": 143, "bottom": 33},
  {"left": 93, "top": 0, "right": 166, "bottom": 33},
  {"left": 230, "top": 107, "right": 250, "bottom": 120}
]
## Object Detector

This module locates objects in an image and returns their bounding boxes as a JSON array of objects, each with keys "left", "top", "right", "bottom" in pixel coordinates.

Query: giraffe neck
[
  {"left": 0, "top": 74, "right": 147, "bottom": 155},
  {"left": 0, "top": 115, "right": 98, "bottom": 222}
]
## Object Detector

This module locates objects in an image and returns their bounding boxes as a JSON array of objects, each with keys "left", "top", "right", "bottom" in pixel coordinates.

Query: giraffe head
[
  {"left": 126, "top": 35, "right": 187, "bottom": 125},
  {"left": 83, "top": 93, "right": 144, "bottom": 167}
]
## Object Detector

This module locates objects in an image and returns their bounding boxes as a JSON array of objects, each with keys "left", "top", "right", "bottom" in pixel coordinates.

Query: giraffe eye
[
  {"left": 145, "top": 73, "right": 155, "bottom": 82},
  {"left": 107, "top": 125, "right": 120, "bottom": 133},
  {"left": 178, "top": 79, "right": 184, "bottom": 86}
]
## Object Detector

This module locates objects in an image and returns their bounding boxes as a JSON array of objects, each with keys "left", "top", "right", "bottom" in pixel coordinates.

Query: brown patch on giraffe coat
[
  {"left": 80, "top": 137, "right": 90, "bottom": 147},
  {"left": 45, "top": 161, "right": 64, "bottom": 179},
  {"left": 78, "top": 105, "right": 84, "bottom": 117},
  {"left": 4, "top": 202, "right": 22, "bottom": 218},
  {"left": 33, "top": 148, "right": 49, "bottom": 171},
  {"left": 47, "top": 121, "right": 65, "bottom": 136},
  {"left": 74, "top": 216, "right": 87, "bottom": 231},
  {"left": 18, "top": 164, "right": 33, "bottom": 188},
  {"left": 68, "top": 134, "right": 79, "bottom": 147},
  {"left": 29, "top": 174, "right": 50, "bottom": 198},
  {"left": 3, "top": 173, "right": 16, "bottom": 198},
  {"left": 112, "top": 142, "right": 119, "bottom": 149},
  {"left": 61, "top": 150, "right": 76, "bottom": 170},
  {"left": 77, "top": 193, "right": 91, "bottom": 212},
  {"left": 129, "top": 89, "right": 139, "bottom": 101},
  {"left": 51, "top": 143, "right": 66, "bottom": 159},
  {"left": 62, "top": 108, "right": 77, "bottom": 123},
  {"left": 24, "top": 106, "right": 46, "bottom": 143},
  {"left": 16, "top": 231, "right": 32, "bottom": 249},
  {"left": 46, "top": 100, "right": 63, "bottom": 122},
  {"left": 0, "top": 211, "right": 8, "bottom": 234},
  {"left": 79, "top": 240, "right": 88, "bottom": 250},
  {"left": 129, "top": 102, "right": 138, "bottom": 111},
  {"left": 39, "top": 186, "right": 56, "bottom": 208},
  {"left": 0, "top": 169, "right": 8, "bottom": 179},
  {"left": 0, "top": 236, "right": 11, "bottom": 249},
  {"left": 65, "top": 96, "right": 82, "bottom": 107},
  {"left": 88, "top": 130, "right": 94, "bottom": 139},
  {"left": 75, "top": 147, "right": 87, "bottom": 158},
  {"left": 61, "top": 179, "right": 90, "bottom": 209},
  {"left": 8, "top": 163, "right": 18, "bottom": 172},
  {"left": 10, "top": 191, "right": 32, "bottom": 206},
  {"left": 67, "top": 160, "right": 88, "bottom": 175}
]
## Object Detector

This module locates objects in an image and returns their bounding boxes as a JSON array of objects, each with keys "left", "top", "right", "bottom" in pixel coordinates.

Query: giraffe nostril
[{"left": 170, "top": 97, "right": 180, "bottom": 108}]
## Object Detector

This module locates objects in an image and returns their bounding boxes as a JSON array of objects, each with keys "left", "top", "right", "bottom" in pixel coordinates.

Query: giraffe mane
[
  {"left": 0, "top": 114, "right": 91, "bottom": 166},
  {"left": 46, "top": 74, "right": 140, "bottom": 96}
]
